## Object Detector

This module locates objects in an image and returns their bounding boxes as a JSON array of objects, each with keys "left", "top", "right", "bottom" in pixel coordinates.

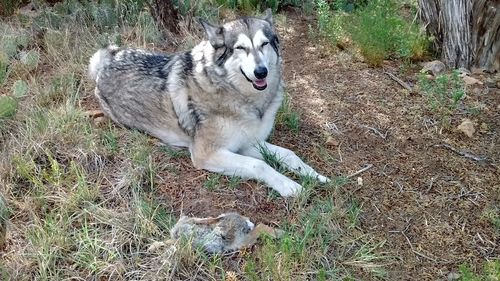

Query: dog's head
[{"left": 199, "top": 9, "right": 281, "bottom": 92}]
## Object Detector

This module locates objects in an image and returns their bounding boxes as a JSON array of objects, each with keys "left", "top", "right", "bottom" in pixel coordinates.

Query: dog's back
[{"left": 89, "top": 46, "right": 193, "bottom": 147}]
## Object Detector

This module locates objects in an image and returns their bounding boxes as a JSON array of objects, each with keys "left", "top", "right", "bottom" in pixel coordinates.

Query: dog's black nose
[{"left": 254, "top": 66, "right": 268, "bottom": 79}]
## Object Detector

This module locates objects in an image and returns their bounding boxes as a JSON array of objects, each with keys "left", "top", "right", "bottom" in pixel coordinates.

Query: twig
[
  {"left": 434, "top": 144, "right": 487, "bottom": 162},
  {"left": 362, "top": 125, "right": 389, "bottom": 139},
  {"left": 425, "top": 176, "right": 437, "bottom": 193},
  {"left": 347, "top": 164, "right": 373, "bottom": 178},
  {"left": 412, "top": 250, "right": 437, "bottom": 262},
  {"left": 384, "top": 72, "right": 412, "bottom": 92}
]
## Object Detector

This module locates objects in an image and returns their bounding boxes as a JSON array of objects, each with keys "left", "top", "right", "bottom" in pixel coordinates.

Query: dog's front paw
[
  {"left": 317, "top": 174, "right": 330, "bottom": 183},
  {"left": 274, "top": 178, "right": 303, "bottom": 197}
]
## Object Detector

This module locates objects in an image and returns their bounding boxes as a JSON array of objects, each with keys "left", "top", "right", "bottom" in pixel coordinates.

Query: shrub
[
  {"left": 418, "top": 71, "right": 466, "bottom": 126},
  {"left": 344, "top": 0, "right": 430, "bottom": 65}
]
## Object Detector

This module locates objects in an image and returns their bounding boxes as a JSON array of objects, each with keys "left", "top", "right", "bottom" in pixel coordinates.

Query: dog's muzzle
[{"left": 240, "top": 68, "right": 267, "bottom": 91}]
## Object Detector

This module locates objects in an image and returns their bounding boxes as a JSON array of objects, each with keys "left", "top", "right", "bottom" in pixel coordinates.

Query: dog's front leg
[
  {"left": 192, "top": 149, "right": 302, "bottom": 197},
  {"left": 240, "top": 142, "right": 330, "bottom": 183}
]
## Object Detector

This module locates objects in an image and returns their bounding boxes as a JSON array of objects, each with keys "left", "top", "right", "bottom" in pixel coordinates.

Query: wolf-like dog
[{"left": 88, "top": 9, "right": 329, "bottom": 197}]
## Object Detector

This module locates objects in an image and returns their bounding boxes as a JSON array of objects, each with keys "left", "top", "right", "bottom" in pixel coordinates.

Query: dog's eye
[
  {"left": 235, "top": 46, "right": 246, "bottom": 51},
  {"left": 261, "top": 42, "right": 269, "bottom": 48}
]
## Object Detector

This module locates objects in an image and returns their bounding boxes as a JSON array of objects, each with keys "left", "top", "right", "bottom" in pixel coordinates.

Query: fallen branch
[
  {"left": 434, "top": 144, "right": 487, "bottom": 162},
  {"left": 347, "top": 164, "right": 373, "bottom": 178},
  {"left": 361, "top": 125, "right": 389, "bottom": 140},
  {"left": 384, "top": 72, "right": 412, "bottom": 92}
]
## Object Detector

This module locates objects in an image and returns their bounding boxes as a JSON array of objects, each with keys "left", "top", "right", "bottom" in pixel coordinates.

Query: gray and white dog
[{"left": 88, "top": 9, "right": 329, "bottom": 197}]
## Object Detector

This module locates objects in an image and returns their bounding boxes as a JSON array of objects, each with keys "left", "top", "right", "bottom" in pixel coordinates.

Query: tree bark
[
  {"left": 419, "top": 0, "right": 499, "bottom": 71},
  {"left": 472, "top": 0, "right": 500, "bottom": 71}
]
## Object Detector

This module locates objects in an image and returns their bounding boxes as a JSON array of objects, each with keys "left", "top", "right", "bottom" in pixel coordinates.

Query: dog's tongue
[{"left": 253, "top": 79, "right": 267, "bottom": 88}]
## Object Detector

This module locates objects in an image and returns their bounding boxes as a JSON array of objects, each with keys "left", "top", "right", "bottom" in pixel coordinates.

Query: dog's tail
[{"left": 88, "top": 45, "right": 119, "bottom": 81}]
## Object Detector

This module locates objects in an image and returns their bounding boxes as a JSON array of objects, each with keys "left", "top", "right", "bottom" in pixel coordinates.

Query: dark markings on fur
[
  {"left": 183, "top": 52, "right": 193, "bottom": 77},
  {"left": 263, "top": 29, "right": 280, "bottom": 59},
  {"left": 203, "top": 66, "right": 215, "bottom": 85},
  {"left": 242, "top": 17, "right": 250, "bottom": 30},
  {"left": 174, "top": 96, "right": 203, "bottom": 136},
  {"left": 215, "top": 47, "right": 232, "bottom": 67},
  {"left": 139, "top": 53, "right": 172, "bottom": 80},
  {"left": 255, "top": 107, "right": 264, "bottom": 119},
  {"left": 109, "top": 47, "right": 119, "bottom": 56},
  {"left": 187, "top": 103, "right": 201, "bottom": 126}
]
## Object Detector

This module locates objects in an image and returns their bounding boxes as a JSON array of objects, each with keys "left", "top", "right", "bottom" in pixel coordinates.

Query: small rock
[
  {"left": 85, "top": 109, "right": 104, "bottom": 118},
  {"left": 471, "top": 67, "right": 485, "bottom": 74},
  {"left": 325, "top": 136, "right": 339, "bottom": 147},
  {"left": 497, "top": 81, "right": 500, "bottom": 89},
  {"left": 425, "top": 74, "right": 435, "bottom": 80},
  {"left": 479, "top": 122, "right": 489, "bottom": 133},
  {"left": 357, "top": 177, "right": 363, "bottom": 186},
  {"left": 421, "top": 60, "right": 446, "bottom": 76},
  {"left": 472, "top": 87, "right": 482, "bottom": 95},
  {"left": 457, "top": 119, "right": 475, "bottom": 138},
  {"left": 447, "top": 272, "right": 461, "bottom": 281},
  {"left": 93, "top": 116, "right": 107, "bottom": 126},
  {"left": 457, "top": 67, "right": 471, "bottom": 76},
  {"left": 462, "top": 76, "right": 483, "bottom": 86},
  {"left": 147, "top": 241, "right": 166, "bottom": 253},
  {"left": 485, "top": 78, "right": 496, "bottom": 88}
]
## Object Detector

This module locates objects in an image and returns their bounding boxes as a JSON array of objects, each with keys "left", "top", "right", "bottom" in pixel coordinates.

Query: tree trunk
[
  {"left": 419, "top": 0, "right": 499, "bottom": 71},
  {"left": 472, "top": 0, "right": 500, "bottom": 71}
]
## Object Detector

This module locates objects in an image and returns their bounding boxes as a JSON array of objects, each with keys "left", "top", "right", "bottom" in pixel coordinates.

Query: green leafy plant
[
  {"left": 0, "top": 96, "right": 18, "bottom": 119},
  {"left": 458, "top": 261, "right": 500, "bottom": 281},
  {"left": 12, "top": 80, "right": 28, "bottom": 97},
  {"left": 315, "top": 0, "right": 347, "bottom": 46},
  {"left": 20, "top": 50, "right": 40, "bottom": 71},
  {"left": 418, "top": 70, "right": 466, "bottom": 126},
  {"left": 345, "top": 0, "right": 430, "bottom": 65}
]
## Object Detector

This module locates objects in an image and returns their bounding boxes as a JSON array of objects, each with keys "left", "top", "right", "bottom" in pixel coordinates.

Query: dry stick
[
  {"left": 384, "top": 72, "right": 413, "bottom": 92},
  {"left": 347, "top": 164, "right": 374, "bottom": 178},
  {"left": 434, "top": 144, "right": 487, "bottom": 162},
  {"left": 412, "top": 250, "right": 438, "bottom": 262},
  {"left": 362, "top": 125, "right": 389, "bottom": 139}
]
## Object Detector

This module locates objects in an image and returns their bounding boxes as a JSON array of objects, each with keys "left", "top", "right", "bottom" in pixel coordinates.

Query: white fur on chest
[{"left": 224, "top": 96, "right": 282, "bottom": 152}]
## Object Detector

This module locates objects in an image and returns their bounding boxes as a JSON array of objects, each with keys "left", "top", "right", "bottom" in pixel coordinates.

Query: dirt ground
[
  {"left": 113, "top": 10, "right": 498, "bottom": 280},
  {"left": 282, "top": 12, "right": 499, "bottom": 279}
]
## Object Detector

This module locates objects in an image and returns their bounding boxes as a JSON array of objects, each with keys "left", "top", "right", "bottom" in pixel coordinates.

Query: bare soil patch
[{"left": 279, "top": 10, "right": 499, "bottom": 279}]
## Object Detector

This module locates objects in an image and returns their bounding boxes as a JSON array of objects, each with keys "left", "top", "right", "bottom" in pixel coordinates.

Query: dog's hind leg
[
  {"left": 240, "top": 142, "right": 330, "bottom": 183},
  {"left": 191, "top": 149, "right": 302, "bottom": 197}
]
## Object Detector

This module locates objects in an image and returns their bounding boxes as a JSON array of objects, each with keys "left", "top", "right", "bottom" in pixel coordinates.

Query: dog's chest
[{"left": 224, "top": 97, "right": 282, "bottom": 151}]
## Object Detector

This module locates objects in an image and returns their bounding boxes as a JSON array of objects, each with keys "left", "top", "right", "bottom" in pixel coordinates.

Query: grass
[
  {"left": 203, "top": 174, "right": 222, "bottom": 190},
  {"left": 244, "top": 193, "right": 394, "bottom": 280},
  {"left": 0, "top": 1, "right": 399, "bottom": 279},
  {"left": 458, "top": 261, "right": 500, "bottom": 281},
  {"left": 275, "top": 92, "right": 300, "bottom": 133},
  {"left": 418, "top": 70, "right": 466, "bottom": 127}
]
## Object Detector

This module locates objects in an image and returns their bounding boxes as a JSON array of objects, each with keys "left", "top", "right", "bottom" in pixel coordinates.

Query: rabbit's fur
[{"left": 170, "top": 212, "right": 256, "bottom": 253}]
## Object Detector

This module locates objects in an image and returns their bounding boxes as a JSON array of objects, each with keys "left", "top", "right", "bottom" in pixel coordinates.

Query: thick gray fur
[{"left": 89, "top": 10, "right": 329, "bottom": 197}]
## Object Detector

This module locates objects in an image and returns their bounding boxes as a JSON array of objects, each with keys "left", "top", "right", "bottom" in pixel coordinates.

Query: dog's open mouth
[
  {"left": 241, "top": 68, "right": 267, "bottom": 91},
  {"left": 252, "top": 79, "right": 267, "bottom": 90}
]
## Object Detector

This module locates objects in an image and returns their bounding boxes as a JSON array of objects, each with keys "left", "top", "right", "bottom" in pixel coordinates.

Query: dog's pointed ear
[
  {"left": 262, "top": 8, "right": 273, "bottom": 25},
  {"left": 198, "top": 18, "right": 224, "bottom": 48}
]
